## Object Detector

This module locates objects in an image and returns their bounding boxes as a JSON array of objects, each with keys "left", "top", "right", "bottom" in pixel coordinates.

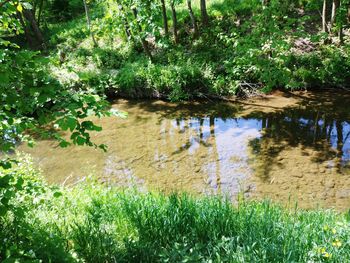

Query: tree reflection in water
[{"left": 18, "top": 91, "right": 350, "bottom": 209}]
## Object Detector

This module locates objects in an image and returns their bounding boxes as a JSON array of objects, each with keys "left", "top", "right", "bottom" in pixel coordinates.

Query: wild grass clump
[{"left": 1, "top": 158, "right": 350, "bottom": 262}]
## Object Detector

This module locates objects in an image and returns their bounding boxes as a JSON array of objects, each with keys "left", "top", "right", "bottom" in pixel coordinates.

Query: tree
[
  {"left": 117, "top": 2, "right": 131, "bottom": 39},
  {"left": 337, "top": 0, "right": 344, "bottom": 43},
  {"left": 82, "top": 0, "right": 98, "bottom": 47},
  {"left": 109, "top": 0, "right": 158, "bottom": 58},
  {"left": 36, "top": 0, "right": 44, "bottom": 27},
  {"left": 161, "top": 0, "right": 169, "bottom": 36},
  {"left": 0, "top": 1, "right": 121, "bottom": 169},
  {"left": 187, "top": 0, "right": 199, "bottom": 38},
  {"left": 11, "top": 1, "right": 45, "bottom": 50},
  {"left": 322, "top": 0, "right": 329, "bottom": 33},
  {"left": 329, "top": 0, "right": 348, "bottom": 43},
  {"left": 331, "top": 0, "right": 340, "bottom": 30},
  {"left": 170, "top": 0, "right": 179, "bottom": 43},
  {"left": 200, "top": 0, "right": 208, "bottom": 26},
  {"left": 0, "top": 1, "right": 131, "bottom": 221},
  {"left": 131, "top": 7, "right": 153, "bottom": 60}
]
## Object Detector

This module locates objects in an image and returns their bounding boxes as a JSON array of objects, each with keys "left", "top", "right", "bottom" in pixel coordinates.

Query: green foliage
[
  {"left": 0, "top": 156, "right": 73, "bottom": 262},
  {"left": 3, "top": 0, "right": 350, "bottom": 103},
  {"left": 0, "top": 48, "right": 111, "bottom": 152},
  {"left": 49, "top": 0, "right": 85, "bottom": 21},
  {"left": 0, "top": 1, "right": 22, "bottom": 47},
  {"left": 2, "top": 159, "right": 350, "bottom": 262},
  {"left": 0, "top": 1, "right": 121, "bottom": 173},
  {"left": 0, "top": 1, "right": 118, "bottom": 225},
  {"left": 46, "top": 0, "right": 350, "bottom": 102},
  {"left": 2, "top": 2, "right": 350, "bottom": 260}
]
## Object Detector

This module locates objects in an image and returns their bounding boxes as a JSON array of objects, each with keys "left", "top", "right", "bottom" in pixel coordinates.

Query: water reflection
[
  {"left": 248, "top": 108, "right": 350, "bottom": 178},
  {"left": 18, "top": 92, "right": 350, "bottom": 210}
]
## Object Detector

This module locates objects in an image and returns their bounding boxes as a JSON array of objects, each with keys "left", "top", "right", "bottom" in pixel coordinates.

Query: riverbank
[
  {"left": 51, "top": 38, "right": 350, "bottom": 102},
  {"left": 1, "top": 158, "right": 350, "bottom": 262},
  {"left": 44, "top": 0, "right": 350, "bottom": 102}
]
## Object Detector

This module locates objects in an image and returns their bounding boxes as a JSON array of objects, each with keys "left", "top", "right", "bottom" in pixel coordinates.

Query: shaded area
[{"left": 247, "top": 91, "right": 350, "bottom": 180}]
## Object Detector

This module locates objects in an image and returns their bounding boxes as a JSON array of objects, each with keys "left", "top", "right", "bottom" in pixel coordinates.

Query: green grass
[{"left": 1, "top": 157, "right": 350, "bottom": 262}]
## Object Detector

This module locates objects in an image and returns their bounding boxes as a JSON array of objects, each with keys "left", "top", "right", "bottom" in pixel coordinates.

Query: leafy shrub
[
  {"left": 92, "top": 48, "right": 124, "bottom": 69},
  {"left": 0, "top": 155, "right": 70, "bottom": 262}
]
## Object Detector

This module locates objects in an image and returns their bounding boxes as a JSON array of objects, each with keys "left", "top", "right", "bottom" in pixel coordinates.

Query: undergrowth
[{"left": 47, "top": 0, "right": 350, "bottom": 101}]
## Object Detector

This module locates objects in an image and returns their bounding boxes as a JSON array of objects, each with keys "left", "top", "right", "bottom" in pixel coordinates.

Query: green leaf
[
  {"left": 59, "top": 141, "right": 70, "bottom": 148},
  {"left": 81, "top": 121, "right": 102, "bottom": 131},
  {"left": 27, "top": 140, "right": 35, "bottom": 148},
  {"left": 66, "top": 117, "right": 77, "bottom": 132},
  {"left": 99, "top": 144, "right": 108, "bottom": 152},
  {"left": 15, "top": 177, "right": 24, "bottom": 190},
  {"left": 0, "top": 161, "right": 12, "bottom": 169},
  {"left": 53, "top": 191, "right": 62, "bottom": 198},
  {"left": 0, "top": 175, "right": 11, "bottom": 187},
  {"left": 14, "top": 207, "right": 25, "bottom": 218},
  {"left": 76, "top": 136, "right": 86, "bottom": 145},
  {"left": 57, "top": 117, "right": 77, "bottom": 131},
  {"left": 0, "top": 205, "right": 7, "bottom": 217}
]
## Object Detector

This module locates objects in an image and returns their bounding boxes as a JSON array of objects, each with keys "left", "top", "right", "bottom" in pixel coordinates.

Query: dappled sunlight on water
[{"left": 18, "top": 91, "right": 350, "bottom": 210}]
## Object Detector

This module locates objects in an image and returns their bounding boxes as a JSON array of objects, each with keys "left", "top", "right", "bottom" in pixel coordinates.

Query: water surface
[{"left": 19, "top": 91, "right": 350, "bottom": 210}]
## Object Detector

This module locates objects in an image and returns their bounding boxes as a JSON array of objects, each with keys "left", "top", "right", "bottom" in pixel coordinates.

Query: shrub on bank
[{"left": 60, "top": 39, "right": 350, "bottom": 101}]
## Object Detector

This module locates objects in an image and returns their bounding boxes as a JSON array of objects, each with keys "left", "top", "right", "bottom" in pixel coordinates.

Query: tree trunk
[
  {"left": 200, "top": 0, "right": 209, "bottom": 26},
  {"left": 322, "top": 0, "right": 328, "bottom": 33},
  {"left": 17, "top": 11, "right": 35, "bottom": 49},
  {"left": 338, "top": 0, "right": 344, "bottom": 44},
  {"left": 82, "top": 0, "right": 98, "bottom": 47},
  {"left": 118, "top": 4, "right": 131, "bottom": 39},
  {"left": 37, "top": 0, "right": 44, "bottom": 28},
  {"left": 170, "top": 2, "right": 179, "bottom": 44},
  {"left": 22, "top": 8, "right": 45, "bottom": 49},
  {"left": 33, "top": 0, "right": 37, "bottom": 14},
  {"left": 339, "top": 25, "right": 344, "bottom": 44},
  {"left": 132, "top": 8, "right": 153, "bottom": 60},
  {"left": 161, "top": 0, "right": 169, "bottom": 36},
  {"left": 330, "top": 0, "right": 340, "bottom": 30},
  {"left": 187, "top": 0, "right": 199, "bottom": 38}
]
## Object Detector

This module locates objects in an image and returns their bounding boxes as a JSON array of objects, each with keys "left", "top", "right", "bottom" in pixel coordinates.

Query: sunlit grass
[
  {"left": 27, "top": 185, "right": 350, "bottom": 262},
  {"left": 2, "top": 158, "right": 350, "bottom": 262}
]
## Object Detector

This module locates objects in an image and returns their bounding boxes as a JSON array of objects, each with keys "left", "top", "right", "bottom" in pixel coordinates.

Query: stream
[{"left": 19, "top": 91, "right": 350, "bottom": 210}]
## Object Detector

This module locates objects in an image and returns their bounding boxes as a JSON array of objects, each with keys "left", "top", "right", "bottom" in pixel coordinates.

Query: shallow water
[{"left": 19, "top": 91, "right": 350, "bottom": 210}]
